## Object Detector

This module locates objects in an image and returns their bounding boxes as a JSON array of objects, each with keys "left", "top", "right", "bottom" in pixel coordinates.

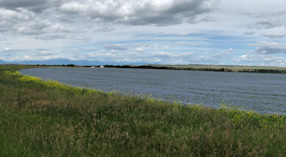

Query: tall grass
[{"left": 0, "top": 65, "right": 285, "bottom": 156}]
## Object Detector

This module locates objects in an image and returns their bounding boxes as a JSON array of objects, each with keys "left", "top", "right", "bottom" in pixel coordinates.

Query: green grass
[{"left": 0, "top": 65, "right": 285, "bottom": 156}]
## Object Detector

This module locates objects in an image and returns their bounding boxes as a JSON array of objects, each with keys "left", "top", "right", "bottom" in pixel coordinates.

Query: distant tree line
[
  {"left": 35, "top": 64, "right": 286, "bottom": 74},
  {"left": 103, "top": 65, "right": 286, "bottom": 73}
]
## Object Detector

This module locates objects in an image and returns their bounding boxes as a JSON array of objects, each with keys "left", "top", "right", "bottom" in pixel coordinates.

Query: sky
[{"left": 0, "top": 0, "right": 286, "bottom": 66}]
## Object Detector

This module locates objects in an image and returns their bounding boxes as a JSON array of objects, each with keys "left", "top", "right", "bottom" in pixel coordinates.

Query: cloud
[
  {"left": 0, "top": 48, "right": 24, "bottom": 61},
  {"left": 248, "top": 11, "right": 286, "bottom": 29},
  {"left": 0, "top": 0, "right": 71, "bottom": 13},
  {"left": 1, "top": 47, "right": 14, "bottom": 55},
  {"left": 192, "top": 49, "right": 233, "bottom": 64},
  {"left": 104, "top": 44, "right": 128, "bottom": 51},
  {"left": 145, "top": 51, "right": 195, "bottom": 64},
  {"left": 249, "top": 42, "right": 286, "bottom": 54},
  {"left": 244, "top": 31, "right": 255, "bottom": 35},
  {"left": 236, "top": 53, "right": 286, "bottom": 66},
  {"left": 0, "top": 7, "right": 73, "bottom": 35},
  {"left": 0, "top": 8, "right": 35, "bottom": 22},
  {"left": 255, "top": 19, "right": 281, "bottom": 29},
  {"left": 134, "top": 47, "right": 144, "bottom": 52},
  {"left": 73, "top": 50, "right": 197, "bottom": 64},
  {"left": 33, "top": 49, "right": 56, "bottom": 56},
  {"left": 33, "top": 34, "right": 67, "bottom": 40},
  {"left": 263, "top": 31, "right": 286, "bottom": 39},
  {"left": 59, "top": 0, "right": 219, "bottom": 26},
  {"left": 0, "top": 0, "right": 48, "bottom": 12},
  {"left": 176, "top": 41, "right": 198, "bottom": 46},
  {"left": 0, "top": 47, "right": 60, "bottom": 61},
  {"left": 0, "top": 0, "right": 285, "bottom": 67},
  {"left": 236, "top": 41, "right": 286, "bottom": 66},
  {"left": 16, "top": 21, "right": 72, "bottom": 35}
]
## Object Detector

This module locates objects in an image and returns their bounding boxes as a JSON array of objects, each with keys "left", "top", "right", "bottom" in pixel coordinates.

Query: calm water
[{"left": 20, "top": 67, "right": 286, "bottom": 115}]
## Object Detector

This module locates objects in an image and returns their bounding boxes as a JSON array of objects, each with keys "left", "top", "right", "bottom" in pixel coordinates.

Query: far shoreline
[{"left": 13, "top": 63, "right": 286, "bottom": 74}]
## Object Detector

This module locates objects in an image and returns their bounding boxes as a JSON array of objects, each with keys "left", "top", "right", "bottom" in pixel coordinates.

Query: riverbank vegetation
[
  {"left": 25, "top": 63, "right": 286, "bottom": 73},
  {"left": 104, "top": 64, "right": 286, "bottom": 73},
  {"left": 0, "top": 65, "right": 285, "bottom": 156}
]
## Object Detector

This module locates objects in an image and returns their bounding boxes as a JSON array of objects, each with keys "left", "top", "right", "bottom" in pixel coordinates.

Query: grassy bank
[{"left": 0, "top": 65, "right": 285, "bottom": 156}]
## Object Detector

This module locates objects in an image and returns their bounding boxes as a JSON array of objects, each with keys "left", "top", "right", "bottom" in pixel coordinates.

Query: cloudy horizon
[{"left": 0, "top": 0, "right": 286, "bottom": 66}]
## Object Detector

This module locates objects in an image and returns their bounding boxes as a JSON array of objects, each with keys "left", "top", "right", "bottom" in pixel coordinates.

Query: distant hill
[
  {"left": 8, "top": 59, "right": 148, "bottom": 66},
  {"left": 12, "top": 59, "right": 104, "bottom": 66}
]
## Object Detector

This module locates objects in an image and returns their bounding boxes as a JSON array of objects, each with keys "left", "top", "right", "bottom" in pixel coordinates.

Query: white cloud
[
  {"left": 59, "top": 0, "right": 219, "bottom": 26},
  {"left": 0, "top": 8, "right": 34, "bottom": 23},
  {"left": 157, "top": 52, "right": 169, "bottom": 56},
  {"left": 236, "top": 53, "right": 286, "bottom": 66},
  {"left": 176, "top": 41, "right": 198, "bottom": 46},
  {"left": 191, "top": 49, "right": 233, "bottom": 64},
  {"left": 33, "top": 49, "right": 56, "bottom": 56},
  {"left": 0, "top": 0, "right": 285, "bottom": 66},
  {"left": 3, "top": 47, "right": 12, "bottom": 51},
  {"left": 0, "top": 7, "right": 73, "bottom": 35},
  {"left": 249, "top": 42, "right": 286, "bottom": 54},
  {"left": 134, "top": 47, "right": 144, "bottom": 52}
]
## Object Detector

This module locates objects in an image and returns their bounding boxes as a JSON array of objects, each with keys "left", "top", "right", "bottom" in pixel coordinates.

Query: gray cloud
[
  {"left": 0, "top": 0, "right": 71, "bottom": 13},
  {"left": 59, "top": 0, "right": 219, "bottom": 26},
  {"left": 0, "top": 8, "right": 35, "bottom": 34},
  {"left": 0, "top": 0, "right": 218, "bottom": 36},
  {"left": 104, "top": 44, "right": 128, "bottom": 51},
  {"left": 263, "top": 31, "right": 286, "bottom": 39},
  {"left": 0, "top": 7, "right": 73, "bottom": 35},
  {"left": 248, "top": 12, "right": 286, "bottom": 29},
  {"left": 244, "top": 31, "right": 255, "bottom": 35},
  {"left": 0, "top": 0, "right": 48, "bottom": 13},
  {"left": 255, "top": 19, "right": 280, "bottom": 29},
  {"left": 0, "top": 8, "right": 35, "bottom": 22},
  {"left": 33, "top": 34, "right": 67, "bottom": 40},
  {"left": 0, "top": 0, "right": 46, "bottom": 8},
  {"left": 1, "top": 0, "right": 285, "bottom": 66},
  {"left": 249, "top": 42, "right": 286, "bottom": 54}
]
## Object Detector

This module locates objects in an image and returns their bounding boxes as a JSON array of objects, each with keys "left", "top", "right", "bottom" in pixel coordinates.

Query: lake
[{"left": 20, "top": 67, "right": 286, "bottom": 115}]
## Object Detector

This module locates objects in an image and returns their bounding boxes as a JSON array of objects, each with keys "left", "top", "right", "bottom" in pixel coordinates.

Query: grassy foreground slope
[{"left": 0, "top": 65, "right": 285, "bottom": 156}]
